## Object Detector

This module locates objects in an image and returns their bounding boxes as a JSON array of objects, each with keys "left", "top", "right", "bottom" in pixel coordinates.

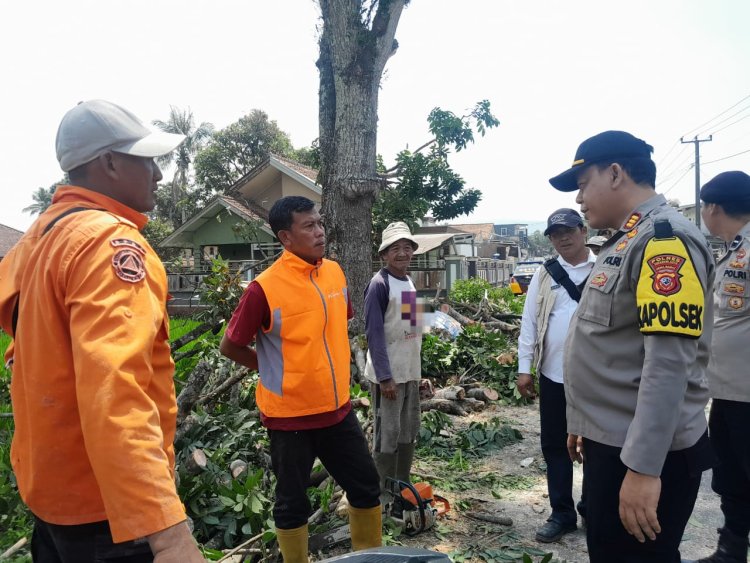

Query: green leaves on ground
[
  {"left": 418, "top": 412, "right": 522, "bottom": 460},
  {"left": 421, "top": 323, "right": 527, "bottom": 405},
  {"left": 450, "top": 530, "right": 555, "bottom": 562}
]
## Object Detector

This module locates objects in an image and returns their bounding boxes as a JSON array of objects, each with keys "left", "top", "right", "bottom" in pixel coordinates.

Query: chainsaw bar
[{"left": 309, "top": 524, "right": 351, "bottom": 552}]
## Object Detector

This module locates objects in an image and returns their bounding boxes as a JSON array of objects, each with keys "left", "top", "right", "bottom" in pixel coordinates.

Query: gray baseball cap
[{"left": 55, "top": 100, "right": 185, "bottom": 172}]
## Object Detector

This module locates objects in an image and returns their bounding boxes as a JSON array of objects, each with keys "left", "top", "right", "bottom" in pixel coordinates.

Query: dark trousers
[
  {"left": 583, "top": 433, "right": 712, "bottom": 563},
  {"left": 709, "top": 399, "right": 750, "bottom": 538},
  {"left": 539, "top": 374, "right": 584, "bottom": 526},
  {"left": 31, "top": 517, "right": 152, "bottom": 563},
  {"left": 268, "top": 409, "right": 381, "bottom": 529}
]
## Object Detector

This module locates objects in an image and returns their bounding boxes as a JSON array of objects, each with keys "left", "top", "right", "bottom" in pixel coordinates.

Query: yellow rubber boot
[
  {"left": 276, "top": 524, "right": 309, "bottom": 563},
  {"left": 348, "top": 504, "right": 382, "bottom": 551}
]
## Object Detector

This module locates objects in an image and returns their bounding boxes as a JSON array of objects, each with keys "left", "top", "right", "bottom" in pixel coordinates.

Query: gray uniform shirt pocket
[{"left": 578, "top": 269, "right": 620, "bottom": 326}]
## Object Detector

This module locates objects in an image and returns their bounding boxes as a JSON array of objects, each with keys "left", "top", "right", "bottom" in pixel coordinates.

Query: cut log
[
  {"left": 184, "top": 448, "right": 207, "bottom": 475},
  {"left": 495, "top": 352, "right": 517, "bottom": 366},
  {"left": 230, "top": 459, "right": 248, "bottom": 479},
  {"left": 466, "top": 387, "right": 499, "bottom": 403},
  {"left": 465, "top": 511, "right": 513, "bottom": 526},
  {"left": 420, "top": 398, "right": 468, "bottom": 417},
  {"left": 335, "top": 492, "right": 350, "bottom": 518},
  {"left": 484, "top": 320, "right": 519, "bottom": 332},
  {"left": 309, "top": 467, "right": 330, "bottom": 487},
  {"left": 419, "top": 378, "right": 435, "bottom": 400},
  {"left": 328, "top": 489, "right": 344, "bottom": 512},
  {"left": 350, "top": 397, "right": 370, "bottom": 409},
  {"left": 461, "top": 397, "right": 487, "bottom": 412},
  {"left": 434, "top": 385, "right": 466, "bottom": 401}
]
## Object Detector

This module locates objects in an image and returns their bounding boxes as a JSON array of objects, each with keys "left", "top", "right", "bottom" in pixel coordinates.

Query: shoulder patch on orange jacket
[{"left": 111, "top": 238, "right": 146, "bottom": 283}]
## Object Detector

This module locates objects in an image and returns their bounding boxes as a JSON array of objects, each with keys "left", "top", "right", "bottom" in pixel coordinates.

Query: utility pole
[{"left": 680, "top": 135, "right": 712, "bottom": 231}]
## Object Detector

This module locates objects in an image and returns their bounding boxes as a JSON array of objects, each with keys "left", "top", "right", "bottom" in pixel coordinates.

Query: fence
[{"left": 168, "top": 254, "right": 515, "bottom": 313}]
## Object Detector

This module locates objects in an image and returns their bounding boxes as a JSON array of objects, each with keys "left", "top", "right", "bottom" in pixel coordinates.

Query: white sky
[{"left": 2, "top": 0, "right": 750, "bottom": 232}]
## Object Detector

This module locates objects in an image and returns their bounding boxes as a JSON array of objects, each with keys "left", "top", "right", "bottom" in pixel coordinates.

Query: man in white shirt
[{"left": 516, "top": 208, "right": 595, "bottom": 543}]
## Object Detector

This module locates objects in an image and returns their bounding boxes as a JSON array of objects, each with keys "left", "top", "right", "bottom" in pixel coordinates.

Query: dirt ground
[{"left": 319, "top": 402, "right": 727, "bottom": 562}]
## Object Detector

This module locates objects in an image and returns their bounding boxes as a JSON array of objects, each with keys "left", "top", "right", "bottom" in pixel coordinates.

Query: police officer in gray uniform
[
  {"left": 549, "top": 130, "right": 715, "bottom": 563},
  {"left": 685, "top": 171, "right": 750, "bottom": 563}
]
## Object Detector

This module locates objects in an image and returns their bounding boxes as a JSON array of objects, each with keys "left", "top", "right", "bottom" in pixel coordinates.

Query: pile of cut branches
[{"left": 438, "top": 278, "right": 524, "bottom": 334}]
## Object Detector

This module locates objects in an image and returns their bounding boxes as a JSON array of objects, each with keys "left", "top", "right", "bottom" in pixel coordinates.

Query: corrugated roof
[
  {"left": 412, "top": 233, "right": 457, "bottom": 255},
  {"left": 450, "top": 223, "right": 497, "bottom": 242},
  {"left": 0, "top": 223, "right": 23, "bottom": 257},
  {"left": 272, "top": 154, "right": 318, "bottom": 184}
]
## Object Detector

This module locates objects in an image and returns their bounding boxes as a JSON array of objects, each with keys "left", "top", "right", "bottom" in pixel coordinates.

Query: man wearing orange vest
[
  {"left": 0, "top": 100, "right": 205, "bottom": 562},
  {"left": 220, "top": 196, "right": 382, "bottom": 563}
]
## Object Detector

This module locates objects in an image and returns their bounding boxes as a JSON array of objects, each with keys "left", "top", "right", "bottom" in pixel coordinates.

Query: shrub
[{"left": 449, "top": 278, "right": 501, "bottom": 304}]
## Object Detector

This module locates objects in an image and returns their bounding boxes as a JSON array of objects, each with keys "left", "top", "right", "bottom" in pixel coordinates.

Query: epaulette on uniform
[{"left": 653, "top": 220, "right": 674, "bottom": 240}]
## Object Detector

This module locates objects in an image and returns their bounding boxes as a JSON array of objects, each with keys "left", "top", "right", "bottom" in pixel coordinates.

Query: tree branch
[
  {"left": 197, "top": 367, "right": 250, "bottom": 406},
  {"left": 382, "top": 138, "right": 437, "bottom": 174}
]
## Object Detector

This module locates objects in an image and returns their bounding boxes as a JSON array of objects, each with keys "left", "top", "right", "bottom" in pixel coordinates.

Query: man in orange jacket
[
  {"left": 220, "top": 196, "right": 382, "bottom": 563},
  {"left": 0, "top": 100, "right": 205, "bottom": 562}
]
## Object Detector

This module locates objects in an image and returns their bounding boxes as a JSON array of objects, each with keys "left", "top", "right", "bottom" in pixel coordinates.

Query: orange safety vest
[{"left": 254, "top": 251, "right": 351, "bottom": 418}]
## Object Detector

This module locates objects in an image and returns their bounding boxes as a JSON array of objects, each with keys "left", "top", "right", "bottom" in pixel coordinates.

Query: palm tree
[
  {"left": 23, "top": 184, "right": 57, "bottom": 216},
  {"left": 153, "top": 106, "right": 214, "bottom": 224}
]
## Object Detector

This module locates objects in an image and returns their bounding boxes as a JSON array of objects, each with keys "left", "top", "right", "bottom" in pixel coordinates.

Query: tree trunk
[{"left": 317, "top": 0, "right": 405, "bottom": 333}]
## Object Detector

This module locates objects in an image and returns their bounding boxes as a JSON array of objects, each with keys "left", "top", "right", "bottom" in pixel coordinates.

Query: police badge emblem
[{"left": 647, "top": 254, "right": 685, "bottom": 296}]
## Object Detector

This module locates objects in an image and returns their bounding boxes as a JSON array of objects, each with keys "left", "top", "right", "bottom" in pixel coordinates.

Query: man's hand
[
  {"left": 516, "top": 373, "right": 536, "bottom": 399},
  {"left": 618, "top": 469, "right": 661, "bottom": 543},
  {"left": 567, "top": 434, "right": 584, "bottom": 464},
  {"left": 148, "top": 521, "right": 206, "bottom": 562},
  {"left": 380, "top": 378, "right": 397, "bottom": 400}
]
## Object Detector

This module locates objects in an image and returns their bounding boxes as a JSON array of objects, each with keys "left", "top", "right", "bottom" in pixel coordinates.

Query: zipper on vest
[{"left": 309, "top": 268, "right": 339, "bottom": 408}]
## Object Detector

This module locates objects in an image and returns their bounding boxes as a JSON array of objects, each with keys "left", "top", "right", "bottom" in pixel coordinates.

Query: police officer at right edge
[
  {"left": 684, "top": 171, "right": 750, "bottom": 563},
  {"left": 549, "top": 131, "right": 715, "bottom": 563}
]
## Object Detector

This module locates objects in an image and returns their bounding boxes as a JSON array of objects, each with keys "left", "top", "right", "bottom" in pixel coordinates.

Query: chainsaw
[
  {"left": 308, "top": 480, "right": 450, "bottom": 551},
  {"left": 384, "top": 478, "right": 450, "bottom": 536}
]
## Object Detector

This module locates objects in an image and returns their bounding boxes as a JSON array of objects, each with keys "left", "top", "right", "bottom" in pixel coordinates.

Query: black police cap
[
  {"left": 700, "top": 171, "right": 750, "bottom": 204},
  {"left": 549, "top": 131, "right": 654, "bottom": 192}
]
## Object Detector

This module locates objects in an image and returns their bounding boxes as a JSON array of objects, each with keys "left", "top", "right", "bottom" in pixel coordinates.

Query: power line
[
  {"left": 661, "top": 165, "right": 694, "bottom": 196},
  {"left": 681, "top": 93, "right": 750, "bottom": 138},
  {"left": 656, "top": 140, "right": 681, "bottom": 170},
  {"left": 710, "top": 112, "right": 750, "bottom": 135},
  {"left": 705, "top": 103, "right": 750, "bottom": 134},
  {"left": 658, "top": 145, "right": 692, "bottom": 182},
  {"left": 701, "top": 148, "right": 750, "bottom": 166},
  {"left": 657, "top": 150, "right": 695, "bottom": 186}
]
